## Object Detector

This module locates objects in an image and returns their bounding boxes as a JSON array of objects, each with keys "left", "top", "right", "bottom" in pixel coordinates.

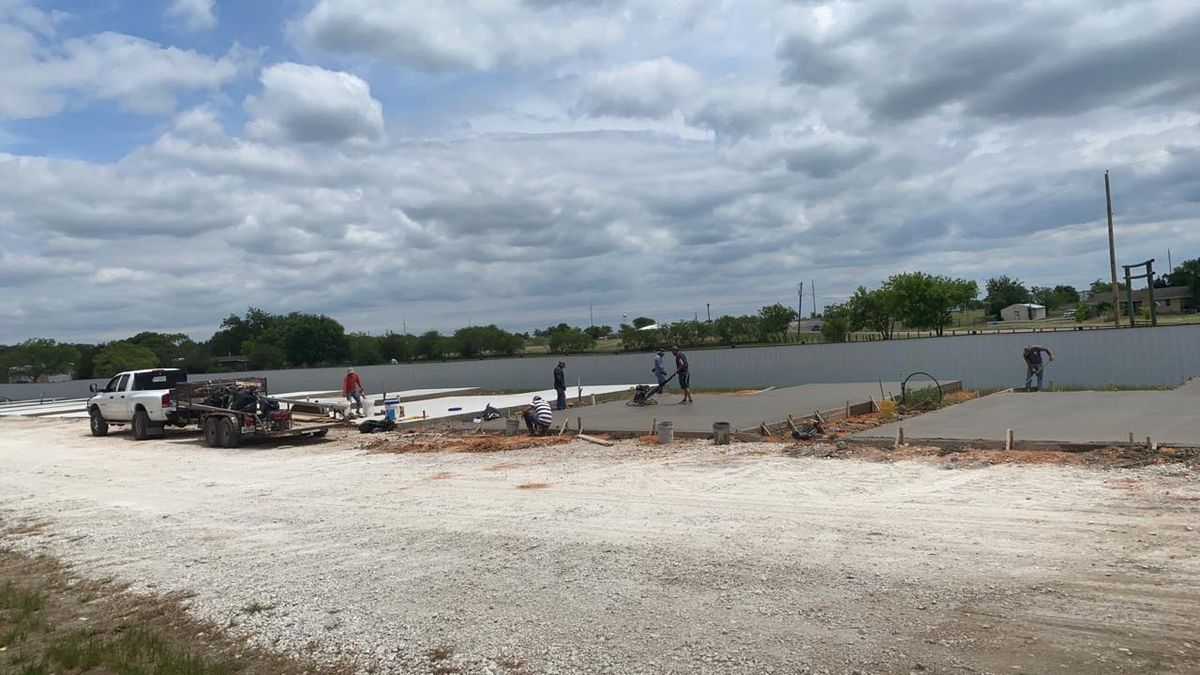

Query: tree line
[{"left": 3, "top": 259, "right": 1196, "bottom": 382}]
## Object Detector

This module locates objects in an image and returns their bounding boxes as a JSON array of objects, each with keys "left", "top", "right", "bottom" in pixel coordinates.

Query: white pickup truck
[{"left": 87, "top": 368, "right": 188, "bottom": 439}]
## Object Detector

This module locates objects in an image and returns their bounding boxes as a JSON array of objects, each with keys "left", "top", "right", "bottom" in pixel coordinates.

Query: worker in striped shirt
[{"left": 521, "top": 395, "right": 554, "bottom": 435}]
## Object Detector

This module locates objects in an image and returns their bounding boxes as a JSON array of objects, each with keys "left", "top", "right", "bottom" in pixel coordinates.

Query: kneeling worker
[{"left": 522, "top": 395, "right": 554, "bottom": 435}]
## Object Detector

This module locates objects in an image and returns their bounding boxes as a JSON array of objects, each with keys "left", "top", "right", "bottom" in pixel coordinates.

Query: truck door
[
  {"left": 96, "top": 375, "right": 121, "bottom": 417},
  {"left": 104, "top": 373, "right": 131, "bottom": 420}
]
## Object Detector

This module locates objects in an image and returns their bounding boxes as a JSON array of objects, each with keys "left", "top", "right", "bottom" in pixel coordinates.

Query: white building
[{"left": 1001, "top": 303, "right": 1047, "bottom": 321}]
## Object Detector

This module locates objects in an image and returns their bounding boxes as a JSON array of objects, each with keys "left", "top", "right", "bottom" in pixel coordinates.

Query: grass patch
[
  {"left": 0, "top": 534, "right": 350, "bottom": 675},
  {"left": 240, "top": 601, "right": 276, "bottom": 615}
]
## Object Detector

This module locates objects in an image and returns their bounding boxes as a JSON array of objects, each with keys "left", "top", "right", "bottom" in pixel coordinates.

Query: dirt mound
[
  {"left": 365, "top": 434, "right": 571, "bottom": 455},
  {"left": 786, "top": 441, "right": 1200, "bottom": 469}
]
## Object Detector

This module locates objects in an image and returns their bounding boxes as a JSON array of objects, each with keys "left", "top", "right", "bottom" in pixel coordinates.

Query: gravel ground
[{"left": 1, "top": 417, "right": 1198, "bottom": 674}]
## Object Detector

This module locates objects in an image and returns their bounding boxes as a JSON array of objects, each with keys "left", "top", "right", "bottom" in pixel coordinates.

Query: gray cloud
[
  {"left": 3, "top": 0, "right": 1200, "bottom": 343},
  {"left": 245, "top": 63, "right": 385, "bottom": 145}
]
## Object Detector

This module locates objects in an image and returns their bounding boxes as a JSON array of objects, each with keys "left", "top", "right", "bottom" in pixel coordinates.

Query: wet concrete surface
[
  {"left": 548, "top": 381, "right": 914, "bottom": 435},
  {"left": 857, "top": 384, "right": 1200, "bottom": 446}
]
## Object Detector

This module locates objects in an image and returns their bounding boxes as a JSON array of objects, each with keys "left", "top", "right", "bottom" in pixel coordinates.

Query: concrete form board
[
  {"left": 3, "top": 323, "right": 1199, "bottom": 401},
  {"left": 556, "top": 382, "right": 911, "bottom": 435},
  {"left": 856, "top": 389, "right": 1200, "bottom": 446}
]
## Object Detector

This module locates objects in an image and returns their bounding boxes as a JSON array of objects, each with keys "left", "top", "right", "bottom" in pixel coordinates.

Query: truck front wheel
[
  {"left": 89, "top": 408, "right": 109, "bottom": 437},
  {"left": 131, "top": 409, "right": 150, "bottom": 440},
  {"left": 217, "top": 417, "right": 241, "bottom": 448}
]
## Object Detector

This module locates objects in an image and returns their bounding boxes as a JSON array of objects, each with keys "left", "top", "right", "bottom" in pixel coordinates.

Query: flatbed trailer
[{"left": 171, "top": 378, "right": 346, "bottom": 448}]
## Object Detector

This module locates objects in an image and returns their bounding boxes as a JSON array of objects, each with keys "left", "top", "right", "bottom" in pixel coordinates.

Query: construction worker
[
  {"left": 343, "top": 367, "right": 366, "bottom": 416},
  {"left": 553, "top": 360, "right": 567, "bottom": 410},
  {"left": 671, "top": 346, "right": 693, "bottom": 404},
  {"left": 1022, "top": 345, "right": 1054, "bottom": 391},
  {"left": 652, "top": 349, "right": 669, "bottom": 394},
  {"left": 522, "top": 395, "right": 554, "bottom": 435}
]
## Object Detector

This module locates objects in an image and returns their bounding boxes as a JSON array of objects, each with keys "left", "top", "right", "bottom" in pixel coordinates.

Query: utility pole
[
  {"left": 1105, "top": 171, "right": 1122, "bottom": 328},
  {"left": 589, "top": 304, "right": 594, "bottom": 328},
  {"left": 811, "top": 280, "right": 817, "bottom": 318},
  {"left": 1168, "top": 248, "right": 1173, "bottom": 275},
  {"left": 798, "top": 281, "right": 804, "bottom": 321},
  {"left": 706, "top": 303, "right": 711, "bottom": 322}
]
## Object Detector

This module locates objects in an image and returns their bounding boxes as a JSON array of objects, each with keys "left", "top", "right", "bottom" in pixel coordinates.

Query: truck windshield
[{"left": 132, "top": 370, "right": 187, "bottom": 391}]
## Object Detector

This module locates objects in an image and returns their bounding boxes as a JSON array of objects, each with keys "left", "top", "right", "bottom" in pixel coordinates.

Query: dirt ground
[{"left": 1, "top": 416, "right": 1198, "bottom": 674}]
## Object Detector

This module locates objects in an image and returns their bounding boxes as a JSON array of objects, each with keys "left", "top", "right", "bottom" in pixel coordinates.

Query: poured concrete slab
[
  {"left": 856, "top": 389, "right": 1200, "bottom": 447},
  {"left": 552, "top": 382, "right": 914, "bottom": 436},
  {"left": 399, "top": 385, "right": 637, "bottom": 424}
]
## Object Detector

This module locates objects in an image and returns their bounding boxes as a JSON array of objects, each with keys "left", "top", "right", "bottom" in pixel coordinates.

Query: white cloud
[
  {"left": 0, "top": 26, "right": 249, "bottom": 120},
  {"left": 576, "top": 58, "right": 701, "bottom": 119},
  {"left": 294, "top": 0, "right": 624, "bottom": 72},
  {"left": 165, "top": 0, "right": 217, "bottom": 32},
  {"left": 244, "top": 62, "right": 385, "bottom": 145}
]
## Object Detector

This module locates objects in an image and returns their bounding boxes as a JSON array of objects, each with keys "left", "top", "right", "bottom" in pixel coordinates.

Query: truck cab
[{"left": 87, "top": 368, "right": 188, "bottom": 439}]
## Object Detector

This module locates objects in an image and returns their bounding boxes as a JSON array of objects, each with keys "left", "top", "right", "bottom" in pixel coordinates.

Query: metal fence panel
[{"left": 3, "top": 324, "right": 1198, "bottom": 402}]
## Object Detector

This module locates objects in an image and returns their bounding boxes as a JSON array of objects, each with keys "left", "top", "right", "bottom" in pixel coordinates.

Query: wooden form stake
[
  {"left": 557, "top": 419, "right": 569, "bottom": 436},
  {"left": 786, "top": 415, "right": 801, "bottom": 435},
  {"left": 1146, "top": 436, "right": 1157, "bottom": 451},
  {"left": 1005, "top": 428, "right": 1014, "bottom": 450},
  {"left": 650, "top": 417, "right": 657, "bottom": 436},
  {"left": 869, "top": 395, "right": 878, "bottom": 412},
  {"left": 895, "top": 426, "right": 904, "bottom": 448},
  {"left": 1128, "top": 432, "right": 1135, "bottom": 449},
  {"left": 845, "top": 401, "right": 850, "bottom": 417},
  {"left": 760, "top": 422, "right": 772, "bottom": 436},
  {"left": 813, "top": 410, "right": 825, "bottom": 424},
  {"left": 577, "top": 417, "right": 583, "bottom": 435}
]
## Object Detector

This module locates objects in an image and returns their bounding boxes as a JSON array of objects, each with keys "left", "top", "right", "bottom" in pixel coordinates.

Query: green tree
[
  {"left": 452, "top": 325, "right": 525, "bottom": 358},
  {"left": 889, "top": 273, "right": 977, "bottom": 336},
  {"left": 126, "top": 331, "right": 196, "bottom": 366},
  {"left": 379, "top": 332, "right": 416, "bottom": 362},
  {"left": 712, "top": 315, "right": 741, "bottom": 345},
  {"left": 245, "top": 340, "right": 286, "bottom": 370},
  {"left": 348, "top": 333, "right": 384, "bottom": 365},
  {"left": 1030, "top": 285, "right": 1080, "bottom": 311},
  {"left": 0, "top": 338, "right": 81, "bottom": 382},
  {"left": 1073, "top": 302, "right": 1092, "bottom": 322},
  {"left": 415, "top": 330, "right": 447, "bottom": 360},
  {"left": 73, "top": 344, "right": 98, "bottom": 380},
  {"left": 548, "top": 326, "right": 596, "bottom": 354},
  {"left": 278, "top": 312, "right": 349, "bottom": 366},
  {"left": 1165, "top": 258, "right": 1200, "bottom": 300},
  {"left": 845, "top": 286, "right": 899, "bottom": 340},
  {"left": 757, "top": 303, "right": 798, "bottom": 342},
  {"left": 93, "top": 342, "right": 158, "bottom": 378},
  {"left": 820, "top": 305, "right": 851, "bottom": 342},
  {"left": 631, "top": 316, "right": 656, "bottom": 329},
  {"left": 984, "top": 276, "right": 1032, "bottom": 316},
  {"left": 583, "top": 325, "right": 612, "bottom": 340}
]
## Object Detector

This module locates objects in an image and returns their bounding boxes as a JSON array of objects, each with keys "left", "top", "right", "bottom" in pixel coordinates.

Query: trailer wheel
[
  {"left": 312, "top": 428, "right": 329, "bottom": 438},
  {"left": 203, "top": 417, "right": 220, "bottom": 447},
  {"left": 89, "top": 407, "right": 109, "bottom": 437},
  {"left": 131, "top": 409, "right": 150, "bottom": 441},
  {"left": 217, "top": 416, "right": 240, "bottom": 448}
]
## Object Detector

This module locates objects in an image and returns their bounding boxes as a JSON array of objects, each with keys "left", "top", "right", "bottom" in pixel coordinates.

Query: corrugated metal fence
[{"left": 4, "top": 324, "right": 1199, "bottom": 401}]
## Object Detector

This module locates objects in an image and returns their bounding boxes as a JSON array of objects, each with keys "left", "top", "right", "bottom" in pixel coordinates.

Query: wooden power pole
[{"left": 1105, "top": 171, "right": 1121, "bottom": 328}]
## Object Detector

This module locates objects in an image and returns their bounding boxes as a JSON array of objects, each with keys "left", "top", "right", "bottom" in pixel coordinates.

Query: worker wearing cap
[
  {"left": 522, "top": 395, "right": 554, "bottom": 435},
  {"left": 1022, "top": 345, "right": 1054, "bottom": 391},
  {"left": 652, "top": 349, "right": 669, "bottom": 394},
  {"left": 553, "top": 360, "right": 567, "bottom": 410},
  {"left": 343, "top": 367, "right": 366, "bottom": 416}
]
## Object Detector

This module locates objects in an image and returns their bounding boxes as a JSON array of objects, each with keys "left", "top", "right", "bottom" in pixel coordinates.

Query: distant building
[
  {"left": 1086, "top": 286, "right": 1193, "bottom": 315},
  {"left": 787, "top": 320, "right": 824, "bottom": 335},
  {"left": 1001, "top": 303, "right": 1047, "bottom": 321}
]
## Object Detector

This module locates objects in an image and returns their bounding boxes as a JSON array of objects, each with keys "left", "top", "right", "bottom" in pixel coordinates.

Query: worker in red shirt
[{"left": 343, "top": 367, "right": 366, "bottom": 417}]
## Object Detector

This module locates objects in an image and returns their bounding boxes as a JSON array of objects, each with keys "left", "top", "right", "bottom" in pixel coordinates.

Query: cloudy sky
[{"left": 2, "top": 0, "right": 1198, "bottom": 343}]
